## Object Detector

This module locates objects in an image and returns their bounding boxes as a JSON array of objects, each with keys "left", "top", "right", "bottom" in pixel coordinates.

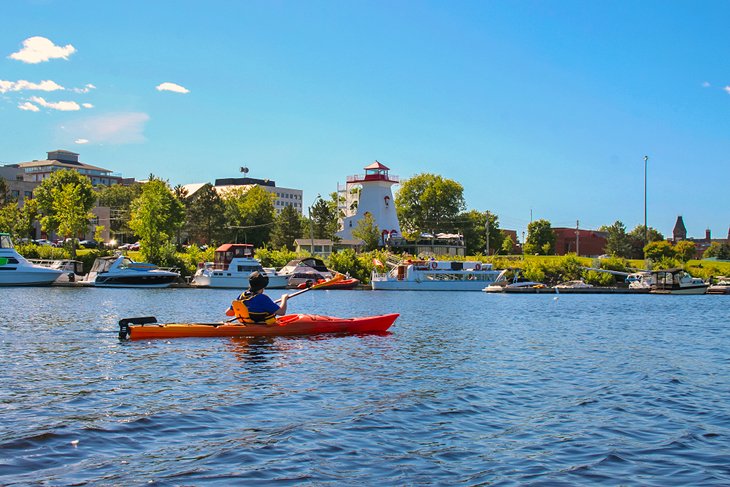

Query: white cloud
[
  {"left": 724, "top": 86, "right": 730, "bottom": 95},
  {"left": 29, "top": 96, "right": 81, "bottom": 111},
  {"left": 18, "top": 102, "right": 40, "bottom": 112},
  {"left": 62, "top": 112, "right": 150, "bottom": 144},
  {"left": 0, "top": 79, "right": 64, "bottom": 93},
  {"left": 702, "top": 81, "right": 711, "bottom": 88},
  {"left": 75, "top": 139, "right": 90, "bottom": 144},
  {"left": 71, "top": 83, "right": 96, "bottom": 94},
  {"left": 9, "top": 36, "right": 76, "bottom": 64},
  {"left": 82, "top": 103, "right": 94, "bottom": 109},
  {"left": 156, "top": 82, "right": 190, "bottom": 94}
]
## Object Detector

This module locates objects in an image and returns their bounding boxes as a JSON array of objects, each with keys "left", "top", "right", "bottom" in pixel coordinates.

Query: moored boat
[
  {"left": 278, "top": 257, "right": 335, "bottom": 288},
  {"left": 0, "top": 233, "right": 64, "bottom": 286},
  {"left": 648, "top": 268, "right": 709, "bottom": 295},
  {"left": 372, "top": 259, "right": 501, "bottom": 291},
  {"left": 84, "top": 255, "right": 180, "bottom": 288},
  {"left": 708, "top": 276, "right": 730, "bottom": 295},
  {"left": 119, "top": 313, "right": 399, "bottom": 340},
  {"left": 192, "top": 243, "right": 287, "bottom": 288}
]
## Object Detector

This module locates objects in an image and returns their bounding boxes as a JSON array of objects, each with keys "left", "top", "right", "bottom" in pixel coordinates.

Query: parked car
[
  {"left": 33, "top": 239, "right": 52, "bottom": 246},
  {"left": 118, "top": 243, "right": 132, "bottom": 250},
  {"left": 79, "top": 239, "right": 98, "bottom": 249},
  {"left": 129, "top": 242, "right": 140, "bottom": 251}
]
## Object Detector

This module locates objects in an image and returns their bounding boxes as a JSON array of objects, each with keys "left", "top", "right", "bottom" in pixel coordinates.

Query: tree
[
  {"left": 627, "top": 225, "right": 664, "bottom": 259},
  {"left": 674, "top": 240, "right": 696, "bottom": 262},
  {"left": 351, "top": 212, "right": 380, "bottom": 251},
  {"left": 96, "top": 182, "right": 142, "bottom": 242},
  {"left": 644, "top": 240, "right": 675, "bottom": 261},
  {"left": 395, "top": 173, "right": 466, "bottom": 238},
  {"left": 223, "top": 186, "right": 275, "bottom": 247},
  {"left": 501, "top": 233, "right": 515, "bottom": 254},
  {"left": 270, "top": 204, "right": 304, "bottom": 250},
  {"left": 0, "top": 178, "right": 8, "bottom": 203},
  {"left": 186, "top": 183, "right": 225, "bottom": 244},
  {"left": 600, "top": 221, "right": 632, "bottom": 258},
  {"left": 34, "top": 169, "right": 95, "bottom": 258},
  {"left": 704, "top": 242, "right": 730, "bottom": 260},
  {"left": 309, "top": 195, "right": 339, "bottom": 240},
  {"left": 523, "top": 219, "right": 555, "bottom": 255},
  {"left": 459, "top": 210, "right": 504, "bottom": 255},
  {"left": 129, "top": 179, "right": 185, "bottom": 263}
]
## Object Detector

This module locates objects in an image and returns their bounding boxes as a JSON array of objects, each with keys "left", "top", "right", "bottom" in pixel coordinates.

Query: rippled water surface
[{"left": 1, "top": 287, "right": 729, "bottom": 485}]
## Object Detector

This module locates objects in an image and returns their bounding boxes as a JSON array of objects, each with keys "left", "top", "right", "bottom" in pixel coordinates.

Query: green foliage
[
  {"left": 653, "top": 256, "right": 682, "bottom": 270},
  {"left": 270, "top": 205, "right": 304, "bottom": 250},
  {"left": 309, "top": 195, "right": 339, "bottom": 240},
  {"left": 0, "top": 200, "right": 37, "bottom": 240},
  {"left": 254, "top": 247, "right": 305, "bottom": 269},
  {"left": 129, "top": 178, "right": 185, "bottom": 264},
  {"left": 327, "top": 249, "right": 369, "bottom": 281},
  {"left": 584, "top": 270, "right": 615, "bottom": 286},
  {"left": 704, "top": 242, "right": 730, "bottom": 260},
  {"left": 75, "top": 249, "right": 114, "bottom": 274},
  {"left": 15, "top": 243, "right": 70, "bottom": 260},
  {"left": 395, "top": 173, "right": 466, "bottom": 237},
  {"left": 96, "top": 183, "right": 143, "bottom": 237},
  {"left": 524, "top": 219, "right": 555, "bottom": 255},
  {"left": 598, "top": 256, "right": 631, "bottom": 274},
  {"left": 522, "top": 259, "right": 546, "bottom": 283},
  {"left": 176, "top": 245, "right": 216, "bottom": 277},
  {"left": 600, "top": 220, "right": 632, "bottom": 258},
  {"left": 644, "top": 240, "right": 675, "bottom": 261},
  {"left": 500, "top": 232, "right": 514, "bottom": 255},
  {"left": 627, "top": 225, "right": 664, "bottom": 259},
  {"left": 674, "top": 240, "right": 696, "bottom": 263},
  {"left": 560, "top": 255, "right": 583, "bottom": 281},
  {"left": 351, "top": 212, "right": 380, "bottom": 251},
  {"left": 459, "top": 210, "right": 504, "bottom": 256},
  {"left": 186, "top": 183, "right": 225, "bottom": 244},
  {"left": 223, "top": 186, "right": 275, "bottom": 246}
]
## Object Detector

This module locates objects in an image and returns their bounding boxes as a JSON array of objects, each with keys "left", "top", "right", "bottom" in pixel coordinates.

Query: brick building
[{"left": 553, "top": 227, "right": 607, "bottom": 257}]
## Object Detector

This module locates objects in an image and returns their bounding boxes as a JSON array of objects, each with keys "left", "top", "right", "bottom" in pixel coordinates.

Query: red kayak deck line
[{"left": 120, "top": 313, "right": 399, "bottom": 340}]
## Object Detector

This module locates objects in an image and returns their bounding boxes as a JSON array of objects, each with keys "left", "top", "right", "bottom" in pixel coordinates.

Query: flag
[{"left": 373, "top": 258, "right": 383, "bottom": 267}]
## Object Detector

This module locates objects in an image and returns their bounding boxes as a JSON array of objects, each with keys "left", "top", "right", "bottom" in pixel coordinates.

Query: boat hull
[
  {"left": 121, "top": 313, "right": 399, "bottom": 340},
  {"left": 93, "top": 274, "right": 179, "bottom": 288},
  {"left": 192, "top": 274, "right": 288, "bottom": 289},
  {"left": 372, "top": 280, "right": 492, "bottom": 291},
  {"left": 650, "top": 284, "right": 709, "bottom": 295},
  {"left": 0, "top": 268, "right": 64, "bottom": 286}
]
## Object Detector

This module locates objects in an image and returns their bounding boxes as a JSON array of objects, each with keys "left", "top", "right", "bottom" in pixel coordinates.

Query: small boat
[
  {"left": 708, "top": 276, "right": 730, "bottom": 295},
  {"left": 296, "top": 276, "right": 360, "bottom": 290},
  {"left": 119, "top": 313, "right": 399, "bottom": 340},
  {"left": 29, "top": 259, "right": 85, "bottom": 282},
  {"left": 483, "top": 268, "right": 546, "bottom": 292},
  {"left": 192, "top": 244, "right": 287, "bottom": 288},
  {"left": 278, "top": 257, "right": 335, "bottom": 288},
  {"left": 648, "top": 268, "right": 709, "bottom": 295},
  {"left": 84, "top": 255, "right": 180, "bottom": 288},
  {"left": 372, "top": 259, "right": 501, "bottom": 291},
  {"left": 0, "top": 233, "right": 64, "bottom": 286},
  {"left": 554, "top": 280, "right": 593, "bottom": 289}
]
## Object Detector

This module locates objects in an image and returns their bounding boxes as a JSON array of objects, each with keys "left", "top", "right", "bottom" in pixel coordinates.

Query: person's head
[{"left": 248, "top": 271, "right": 269, "bottom": 293}]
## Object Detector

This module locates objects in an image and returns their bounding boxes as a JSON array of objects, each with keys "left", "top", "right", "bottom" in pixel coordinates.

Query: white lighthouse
[{"left": 337, "top": 161, "right": 401, "bottom": 242}]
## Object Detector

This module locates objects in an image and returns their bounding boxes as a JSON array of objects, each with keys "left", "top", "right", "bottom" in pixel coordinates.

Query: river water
[{"left": 0, "top": 287, "right": 728, "bottom": 485}]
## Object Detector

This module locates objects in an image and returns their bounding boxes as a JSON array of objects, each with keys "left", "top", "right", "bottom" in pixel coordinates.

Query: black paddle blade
[{"left": 118, "top": 316, "right": 158, "bottom": 340}]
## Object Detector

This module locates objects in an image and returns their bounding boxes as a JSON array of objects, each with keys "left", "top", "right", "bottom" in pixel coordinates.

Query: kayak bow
[{"left": 119, "top": 313, "right": 398, "bottom": 340}]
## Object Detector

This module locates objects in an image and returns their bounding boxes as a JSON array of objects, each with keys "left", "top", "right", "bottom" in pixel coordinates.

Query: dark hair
[{"left": 248, "top": 271, "right": 269, "bottom": 292}]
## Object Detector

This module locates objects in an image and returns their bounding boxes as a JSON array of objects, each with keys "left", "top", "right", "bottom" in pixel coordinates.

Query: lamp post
[{"left": 643, "top": 155, "right": 649, "bottom": 251}]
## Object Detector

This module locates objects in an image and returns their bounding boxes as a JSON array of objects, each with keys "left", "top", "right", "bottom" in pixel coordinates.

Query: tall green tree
[
  {"left": 459, "top": 210, "right": 504, "bottom": 255},
  {"left": 351, "top": 212, "right": 380, "bottom": 251},
  {"left": 627, "top": 225, "right": 664, "bottom": 259},
  {"left": 644, "top": 240, "right": 675, "bottom": 261},
  {"left": 395, "top": 173, "right": 466, "bottom": 239},
  {"left": 674, "top": 240, "right": 696, "bottom": 262},
  {"left": 309, "top": 195, "right": 339, "bottom": 240},
  {"left": 223, "top": 186, "right": 275, "bottom": 247},
  {"left": 97, "top": 182, "right": 143, "bottom": 242},
  {"left": 186, "top": 183, "right": 225, "bottom": 245},
  {"left": 524, "top": 219, "right": 555, "bottom": 255},
  {"left": 270, "top": 204, "right": 304, "bottom": 250},
  {"left": 34, "top": 169, "right": 95, "bottom": 258},
  {"left": 129, "top": 178, "right": 185, "bottom": 263},
  {"left": 0, "top": 178, "right": 8, "bottom": 203},
  {"left": 600, "top": 221, "right": 632, "bottom": 258}
]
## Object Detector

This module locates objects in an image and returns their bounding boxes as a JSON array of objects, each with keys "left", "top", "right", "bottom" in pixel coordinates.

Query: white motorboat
[
  {"left": 277, "top": 257, "right": 334, "bottom": 288},
  {"left": 29, "top": 259, "right": 85, "bottom": 282},
  {"left": 0, "top": 233, "right": 64, "bottom": 286},
  {"left": 554, "top": 280, "right": 593, "bottom": 289},
  {"left": 84, "top": 255, "right": 180, "bottom": 288},
  {"left": 371, "top": 259, "right": 501, "bottom": 291},
  {"left": 708, "top": 276, "right": 730, "bottom": 295},
  {"left": 191, "top": 243, "right": 287, "bottom": 289},
  {"left": 483, "top": 268, "right": 546, "bottom": 292},
  {"left": 648, "top": 268, "right": 709, "bottom": 295}
]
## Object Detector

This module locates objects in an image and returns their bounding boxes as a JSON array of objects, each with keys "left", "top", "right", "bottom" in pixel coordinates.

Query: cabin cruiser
[
  {"left": 29, "top": 259, "right": 85, "bottom": 283},
  {"left": 648, "top": 268, "right": 709, "bottom": 295},
  {"left": 84, "top": 254, "right": 180, "bottom": 288},
  {"left": 0, "top": 233, "right": 64, "bottom": 286},
  {"left": 483, "top": 268, "right": 546, "bottom": 292},
  {"left": 192, "top": 243, "right": 287, "bottom": 289},
  {"left": 708, "top": 276, "right": 730, "bottom": 294},
  {"left": 278, "top": 257, "right": 335, "bottom": 288},
  {"left": 372, "top": 259, "right": 501, "bottom": 291}
]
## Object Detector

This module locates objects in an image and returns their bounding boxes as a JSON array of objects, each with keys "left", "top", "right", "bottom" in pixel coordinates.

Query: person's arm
[{"left": 275, "top": 294, "right": 288, "bottom": 316}]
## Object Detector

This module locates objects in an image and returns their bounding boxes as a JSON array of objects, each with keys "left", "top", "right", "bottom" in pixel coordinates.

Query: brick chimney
[
  {"left": 706, "top": 229, "right": 711, "bottom": 241},
  {"left": 672, "top": 216, "right": 687, "bottom": 241}
]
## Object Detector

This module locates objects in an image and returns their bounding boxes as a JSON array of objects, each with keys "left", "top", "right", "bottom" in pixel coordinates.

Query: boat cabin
[
  {"left": 213, "top": 244, "right": 255, "bottom": 270},
  {"left": 1, "top": 233, "right": 13, "bottom": 249}
]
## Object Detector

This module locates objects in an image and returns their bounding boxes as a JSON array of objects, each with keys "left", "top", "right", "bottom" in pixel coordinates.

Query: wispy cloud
[
  {"left": 62, "top": 112, "right": 150, "bottom": 144},
  {"left": 9, "top": 36, "right": 76, "bottom": 64},
  {"left": 702, "top": 81, "right": 711, "bottom": 88},
  {"left": 18, "top": 102, "right": 40, "bottom": 112},
  {"left": 29, "top": 96, "right": 81, "bottom": 111},
  {"left": 75, "top": 139, "right": 89, "bottom": 145},
  {"left": 156, "top": 82, "right": 190, "bottom": 94},
  {"left": 724, "top": 86, "right": 730, "bottom": 95},
  {"left": 82, "top": 103, "right": 94, "bottom": 109},
  {"left": 0, "top": 79, "right": 64, "bottom": 93},
  {"left": 70, "top": 83, "right": 96, "bottom": 94}
]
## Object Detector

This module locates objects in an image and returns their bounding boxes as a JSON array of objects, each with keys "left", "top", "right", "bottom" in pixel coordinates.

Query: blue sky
[{"left": 1, "top": 0, "right": 728, "bottom": 240}]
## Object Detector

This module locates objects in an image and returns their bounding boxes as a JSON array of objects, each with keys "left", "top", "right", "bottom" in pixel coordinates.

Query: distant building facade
[
  {"left": 183, "top": 177, "right": 303, "bottom": 214},
  {"left": 553, "top": 227, "right": 608, "bottom": 257},
  {"left": 17, "top": 150, "right": 124, "bottom": 186},
  {"left": 668, "top": 215, "right": 730, "bottom": 258}
]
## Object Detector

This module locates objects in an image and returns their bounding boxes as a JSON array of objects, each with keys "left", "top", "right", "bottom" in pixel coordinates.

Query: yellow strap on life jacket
[
  {"left": 231, "top": 300, "right": 253, "bottom": 323},
  {"left": 232, "top": 294, "right": 277, "bottom": 324}
]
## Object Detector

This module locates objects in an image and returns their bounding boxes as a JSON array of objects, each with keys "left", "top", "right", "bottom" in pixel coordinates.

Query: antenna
[{"left": 240, "top": 166, "right": 249, "bottom": 174}]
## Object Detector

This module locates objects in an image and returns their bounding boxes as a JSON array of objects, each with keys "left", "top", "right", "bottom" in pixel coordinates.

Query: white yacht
[
  {"left": 277, "top": 257, "right": 334, "bottom": 288},
  {"left": 708, "top": 276, "right": 730, "bottom": 295},
  {"left": 0, "top": 233, "right": 64, "bottom": 286},
  {"left": 648, "top": 269, "right": 709, "bottom": 295},
  {"left": 84, "top": 254, "right": 180, "bottom": 288},
  {"left": 371, "top": 259, "right": 501, "bottom": 291},
  {"left": 192, "top": 243, "right": 287, "bottom": 289}
]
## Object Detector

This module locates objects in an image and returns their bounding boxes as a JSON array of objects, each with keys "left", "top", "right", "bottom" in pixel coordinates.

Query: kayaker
[{"left": 227, "top": 271, "right": 289, "bottom": 323}]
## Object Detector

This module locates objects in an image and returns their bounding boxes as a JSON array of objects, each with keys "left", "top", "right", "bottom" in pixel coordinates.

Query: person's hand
[{"left": 280, "top": 293, "right": 289, "bottom": 302}]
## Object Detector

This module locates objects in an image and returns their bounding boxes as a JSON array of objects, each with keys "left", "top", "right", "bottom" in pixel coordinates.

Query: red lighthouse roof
[{"left": 364, "top": 160, "right": 390, "bottom": 171}]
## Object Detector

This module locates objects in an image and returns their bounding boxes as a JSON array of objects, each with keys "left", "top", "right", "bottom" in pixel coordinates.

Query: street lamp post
[{"left": 643, "top": 155, "right": 649, "bottom": 251}]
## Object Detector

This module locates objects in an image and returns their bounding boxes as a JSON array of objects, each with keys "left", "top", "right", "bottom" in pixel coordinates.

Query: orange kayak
[
  {"left": 119, "top": 313, "right": 398, "bottom": 340},
  {"left": 296, "top": 278, "right": 361, "bottom": 290}
]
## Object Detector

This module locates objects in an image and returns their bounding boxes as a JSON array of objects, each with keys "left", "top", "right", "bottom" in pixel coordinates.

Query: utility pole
[
  {"left": 575, "top": 220, "right": 580, "bottom": 256},
  {"left": 643, "top": 155, "right": 649, "bottom": 251},
  {"left": 485, "top": 211, "right": 490, "bottom": 256}
]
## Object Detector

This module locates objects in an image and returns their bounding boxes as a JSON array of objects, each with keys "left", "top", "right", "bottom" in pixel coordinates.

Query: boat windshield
[{"left": 0, "top": 234, "right": 13, "bottom": 249}]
